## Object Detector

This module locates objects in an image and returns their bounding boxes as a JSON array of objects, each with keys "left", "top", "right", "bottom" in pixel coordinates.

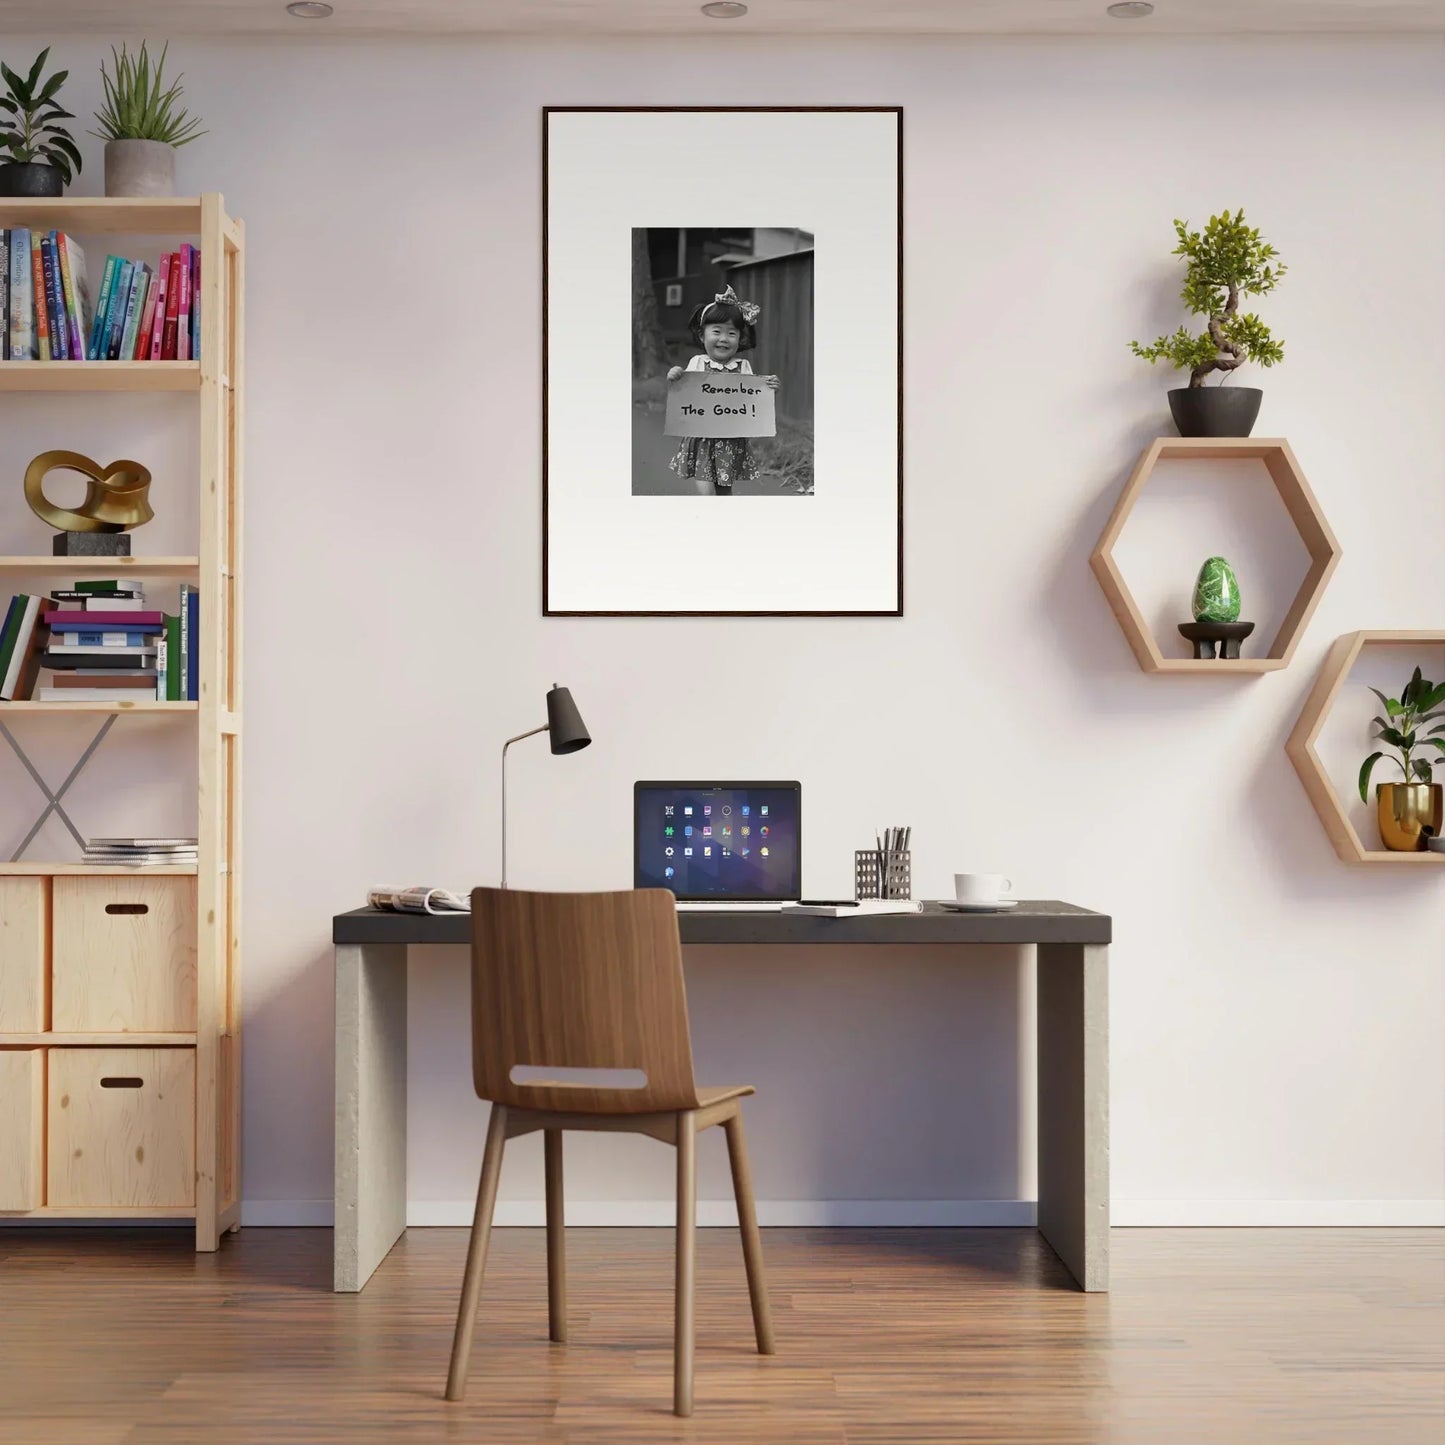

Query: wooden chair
[{"left": 445, "top": 887, "right": 775, "bottom": 1417}]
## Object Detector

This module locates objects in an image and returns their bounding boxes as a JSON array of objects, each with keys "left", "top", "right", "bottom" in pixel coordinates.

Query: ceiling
[{"left": 0, "top": 0, "right": 1441, "bottom": 35}]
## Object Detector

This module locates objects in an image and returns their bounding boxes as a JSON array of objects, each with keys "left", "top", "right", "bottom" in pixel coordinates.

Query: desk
[{"left": 332, "top": 900, "right": 1110, "bottom": 1294}]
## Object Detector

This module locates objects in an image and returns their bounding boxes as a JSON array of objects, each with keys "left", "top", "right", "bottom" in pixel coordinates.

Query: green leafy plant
[
  {"left": 1358, "top": 668, "right": 1445, "bottom": 801},
  {"left": 92, "top": 42, "right": 205, "bottom": 148},
  {"left": 1131, "top": 210, "right": 1285, "bottom": 388},
  {"left": 0, "top": 49, "right": 82, "bottom": 182}
]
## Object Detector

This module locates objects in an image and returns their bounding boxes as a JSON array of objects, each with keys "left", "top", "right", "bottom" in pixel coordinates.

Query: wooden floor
[{"left": 0, "top": 1227, "right": 1440, "bottom": 1444}]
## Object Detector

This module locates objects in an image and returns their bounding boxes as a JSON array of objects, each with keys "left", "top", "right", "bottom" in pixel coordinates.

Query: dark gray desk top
[{"left": 333, "top": 900, "right": 1110, "bottom": 947}]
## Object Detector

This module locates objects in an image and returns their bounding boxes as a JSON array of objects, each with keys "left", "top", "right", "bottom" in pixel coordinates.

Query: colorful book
[
  {"left": 88, "top": 254, "right": 120, "bottom": 359},
  {"left": 45, "top": 610, "right": 165, "bottom": 628},
  {"left": 162, "top": 252, "right": 181, "bottom": 359},
  {"left": 0, "top": 595, "right": 24, "bottom": 680},
  {"left": 134, "top": 268, "right": 159, "bottom": 359},
  {"left": 56, "top": 233, "right": 89, "bottom": 361},
  {"left": 0, "top": 229, "right": 8, "bottom": 361},
  {"left": 54, "top": 631, "right": 155, "bottom": 647},
  {"left": 30, "top": 234, "right": 50, "bottom": 362},
  {"left": 1, "top": 596, "right": 45, "bottom": 699},
  {"left": 42, "top": 648, "right": 156, "bottom": 670},
  {"left": 9, "top": 229, "right": 34, "bottom": 358},
  {"left": 102, "top": 259, "right": 133, "bottom": 361},
  {"left": 49, "top": 592, "right": 145, "bottom": 607},
  {"left": 189, "top": 247, "right": 200, "bottom": 361},
  {"left": 118, "top": 264, "right": 149, "bottom": 362},
  {"left": 74, "top": 579, "right": 143, "bottom": 595},
  {"left": 176, "top": 244, "right": 193, "bottom": 362},
  {"left": 146, "top": 253, "right": 170, "bottom": 359},
  {"left": 48, "top": 672, "right": 157, "bottom": 689},
  {"left": 41, "top": 234, "right": 66, "bottom": 359},
  {"left": 164, "top": 614, "right": 181, "bottom": 701},
  {"left": 185, "top": 586, "right": 199, "bottom": 701}
]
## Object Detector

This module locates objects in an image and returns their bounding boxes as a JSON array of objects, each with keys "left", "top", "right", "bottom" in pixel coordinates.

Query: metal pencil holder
[{"left": 855, "top": 849, "right": 911, "bottom": 901}]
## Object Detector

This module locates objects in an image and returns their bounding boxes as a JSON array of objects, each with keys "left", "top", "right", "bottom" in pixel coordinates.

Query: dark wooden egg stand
[{"left": 1177, "top": 620, "right": 1256, "bottom": 660}]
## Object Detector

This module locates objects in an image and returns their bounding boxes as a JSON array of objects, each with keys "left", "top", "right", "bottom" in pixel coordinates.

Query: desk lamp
[{"left": 500, "top": 684, "right": 591, "bottom": 888}]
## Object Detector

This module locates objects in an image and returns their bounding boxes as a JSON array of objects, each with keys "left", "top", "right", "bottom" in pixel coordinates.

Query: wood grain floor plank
[{"left": 0, "top": 1227, "right": 1438, "bottom": 1444}]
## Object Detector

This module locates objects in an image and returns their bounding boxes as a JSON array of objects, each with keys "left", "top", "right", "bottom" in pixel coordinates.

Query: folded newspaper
[{"left": 367, "top": 886, "right": 471, "bottom": 915}]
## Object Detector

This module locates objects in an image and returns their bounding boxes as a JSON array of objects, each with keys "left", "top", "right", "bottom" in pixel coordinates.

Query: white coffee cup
[{"left": 954, "top": 873, "right": 1012, "bottom": 905}]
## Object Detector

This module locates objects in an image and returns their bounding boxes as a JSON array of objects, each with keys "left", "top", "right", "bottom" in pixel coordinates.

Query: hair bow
[{"left": 710, "top": 284, "right": 760, "bottom": 325}]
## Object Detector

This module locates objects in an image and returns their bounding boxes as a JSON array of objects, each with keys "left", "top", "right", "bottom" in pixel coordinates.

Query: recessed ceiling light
[
  {"left": 286, "top": 1, "right": 334, "bottom": 16},
  {"left": 1106, "top": 1, "right": 1154, "bottom": 16},
  {"left": 701, "top": 2, "right": 748, "bottom": 17}
]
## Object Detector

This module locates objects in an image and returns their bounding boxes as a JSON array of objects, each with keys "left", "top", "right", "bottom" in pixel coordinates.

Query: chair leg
[
  {"left": 724, "top": 1110, "right": 776, "bottom": 1355},
  {"left": 674, "top": 1110, "right": 698, "bottom": 1418},
  {"left": 445, "top": 1103, "right": 508, "bottom": 1402},
  {"left": 544, "top": 1128, "right": 566, "bottom": 1343}
]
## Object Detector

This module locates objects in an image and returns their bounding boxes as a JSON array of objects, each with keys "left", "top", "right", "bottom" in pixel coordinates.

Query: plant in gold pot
[
  {"left": 92, "top": 42, "right": 205, "bottom": 198},
  {"left": 1358, "top": 668, "right": 1445, "bottom": 851}
]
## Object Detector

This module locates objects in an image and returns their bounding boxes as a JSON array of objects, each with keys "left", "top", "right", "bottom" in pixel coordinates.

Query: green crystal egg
[{"left": 1192, "top": 556, "right": 1241, "bottom": 623}]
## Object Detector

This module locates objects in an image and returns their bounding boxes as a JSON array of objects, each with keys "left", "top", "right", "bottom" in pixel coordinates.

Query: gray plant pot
[
  {"left": 104, "top": 139, "right": 176, "bottom": 198},
  {"left": 0, "top": 162, "right": 65, "bottom": 197}
]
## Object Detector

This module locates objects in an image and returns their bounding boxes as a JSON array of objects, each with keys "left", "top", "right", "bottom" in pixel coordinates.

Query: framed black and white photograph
[{"left": 543, "top": 107, "right": 902, "bottom": 616}]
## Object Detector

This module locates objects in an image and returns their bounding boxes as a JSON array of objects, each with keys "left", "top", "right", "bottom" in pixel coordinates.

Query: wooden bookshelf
[
  {"left": 1285, "top": 631, "right": 1445, "bottom": 868},
  {"left": 0, "top": 195, "right": 244, "bottom": 1250},
  {"left": 0, "top": 361, "right": 200, "bottom": 392},
  {"left": 1090, "top": 438, "right": 1342, "bottom": 674},
  {"left": 0, "top": 556, "right": 200, "bottom": 573}
]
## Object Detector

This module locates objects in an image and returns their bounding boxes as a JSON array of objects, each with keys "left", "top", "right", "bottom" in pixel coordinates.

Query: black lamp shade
[{"left": 545, "top": 684, "right": 591, "bottom": 755}]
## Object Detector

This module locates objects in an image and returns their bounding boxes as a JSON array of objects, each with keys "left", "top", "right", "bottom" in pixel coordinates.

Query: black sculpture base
[
  {"left": 1178, "top": 620, "right": 1256, "bottom": 660},
  {"left": 53, "top": 532, "right": 130, "bottom": 556}
]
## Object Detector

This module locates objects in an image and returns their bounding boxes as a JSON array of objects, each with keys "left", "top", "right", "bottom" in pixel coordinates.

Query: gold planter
[{"left": 1376, "top": 782, "right": 1444, "bottom": 852}]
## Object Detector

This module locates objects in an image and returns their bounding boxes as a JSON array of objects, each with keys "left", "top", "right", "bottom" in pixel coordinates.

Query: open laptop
[{"left": 634, "top": 781, "right": 801, "bottom": 910}]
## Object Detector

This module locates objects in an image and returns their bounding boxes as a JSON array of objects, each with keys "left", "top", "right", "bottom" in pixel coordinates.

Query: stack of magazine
[{"left": 85, "top": 836, "right": 199, "bottom": 867}]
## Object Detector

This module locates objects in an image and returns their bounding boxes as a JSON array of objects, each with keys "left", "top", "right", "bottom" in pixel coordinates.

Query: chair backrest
[{"left": 469, "top": 887, "right": 702, "bottom": 1114}]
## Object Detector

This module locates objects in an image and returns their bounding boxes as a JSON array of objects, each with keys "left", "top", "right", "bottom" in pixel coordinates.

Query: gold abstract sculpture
[{"left": 24, "top": 450, "right": 154, "bottom": 533}]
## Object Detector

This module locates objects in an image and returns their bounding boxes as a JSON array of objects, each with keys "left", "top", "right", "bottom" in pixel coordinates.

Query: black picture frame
[{"left": 542, "top": 105, "right": 904, "bottom": 618}]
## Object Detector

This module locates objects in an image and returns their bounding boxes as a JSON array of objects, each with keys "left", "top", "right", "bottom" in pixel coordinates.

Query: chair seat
[{"left": 696, "top": 1084, "right": 755, "bottom": 1108}]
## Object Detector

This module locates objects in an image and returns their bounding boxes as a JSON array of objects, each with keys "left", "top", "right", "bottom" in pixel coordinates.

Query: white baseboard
[
  {"left": 234, "top": 1198, "right": 1445, "bottom": 1229},
  {"left": 1112, "top": 1199, "right": 1445, "bottom": 1227}
]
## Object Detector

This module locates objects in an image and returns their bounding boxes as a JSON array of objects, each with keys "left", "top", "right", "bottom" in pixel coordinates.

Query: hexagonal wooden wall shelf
[
  {"left": 1286, "top": 630, "right": 1445, "bottom": 868},
  {"left": 1090, "top": 437, "right": 1342, "bottom": 674}
]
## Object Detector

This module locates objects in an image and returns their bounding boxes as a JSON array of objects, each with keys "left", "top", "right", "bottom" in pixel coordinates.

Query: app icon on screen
[
  {"left": 759, "top": 825, "right": 768, "bottom": 838},
  {"left": 760, "top": 805, "right": 769, "bottom": 816},
  {"left": 740, "top": 847, "right": 750, "bottom": 857},
  {"left": 703, "top": 846, "right": 712, "bottom": 857},
  {"left": 702, "top": 826, "right": 711, "bottom": 837},
  {"left": 684, "top": 806, "right": 693, "bottom": 816},
  {"left": 665, "top": 846, "right": 674, "bottom": 856},
  {"left": 741, "top": 826, "right": 750, "bottom": 838},
  {"left": 721, "top": 826, "right": 731, "bottom": 837},
  {"left": 684, "top": 848, "right": 693, "bottom": 856},
  {"left": 722, "top": 848, "right": 731, "bottom": 857},
  {"left": 741, "top": 805, "right": 750, "bottom": 817},
  {"left": 665, "top": 826, "right": 674, "bottom": 837},
  {"left": 665, "top": 805, "right": 675, "bottom": 816},
  {"left": 665, "top": 866, "right": 675, "bottom": 879},
  {"left": 722, "top": 805, "right": 731, "bottom": 816},
  {"left": 703, "top": 805, "right": 712, "bottom": 816},
  {"left": 684, "top": 825, "right": 693, "bottom": 837},
  {"left": 760, "top": 847, "right": 769, "bottom": 857}
]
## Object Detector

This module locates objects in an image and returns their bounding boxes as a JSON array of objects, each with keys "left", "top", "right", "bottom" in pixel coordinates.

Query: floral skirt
[{"left": 670, "top": 436, "right": 760, "bottom": 494}]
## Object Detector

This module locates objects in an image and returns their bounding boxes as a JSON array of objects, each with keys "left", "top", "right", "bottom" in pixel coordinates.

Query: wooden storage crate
[
  {"left": 0, "top": 877, "right": 48, "bottom": 1032},
  {"left": 0, "top": 1048, "right": 44, "bottom": 1211},
  {"left": 47, "top": 1047, "right": 196, "bottom": 1208},
  {"left": 51, "top": 876, "right": 197, "bottom": 1033}
]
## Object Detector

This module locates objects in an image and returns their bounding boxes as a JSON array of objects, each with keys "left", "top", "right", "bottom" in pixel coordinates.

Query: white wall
[{"left": 4, "top": 34, "right": 1442, "bottom": 1226}]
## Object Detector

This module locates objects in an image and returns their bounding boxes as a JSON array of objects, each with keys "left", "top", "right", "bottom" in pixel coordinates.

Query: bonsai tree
[
  {"left": 1358, "top": 667, "right": 1445, "bottom": 801},
  {"left": 1131, "top": 210, "right": 1284, "bottom": 388},
  {"left": 0, "top": 48, "right": 82, "bottom": 184},
  {"left": 92, "top": 42, "right": 206, "bottom": 150}
]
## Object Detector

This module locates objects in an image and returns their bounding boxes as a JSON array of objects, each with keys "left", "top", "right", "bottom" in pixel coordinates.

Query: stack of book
[
  {"left": 83, "top": 837, "right": 198, "bottom": 868},
  {"left": 0, "top": 579, "right": 200, "bottom": 703},
  {"left": 1, "top": 230, "right": 200, "bottom": 362}
]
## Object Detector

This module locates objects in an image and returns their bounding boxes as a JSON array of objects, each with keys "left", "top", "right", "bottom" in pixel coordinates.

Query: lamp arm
[{"left": 500, "top": 724, "right": 550, "bottom": 889}]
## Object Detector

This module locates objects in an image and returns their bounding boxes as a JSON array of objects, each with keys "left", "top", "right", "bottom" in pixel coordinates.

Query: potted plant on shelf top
[
  {"left": 1130, "top": 209, "right": 1285, "bottom": 438},
  {"left": 0, "top": 49, "right": 82, "bottom": 197},
  {"left": 1359, "top": 667, "right": 1445, "bottom": 852},
  {"left": 92, "top": 42, "right": 205, "bottom": 198}
]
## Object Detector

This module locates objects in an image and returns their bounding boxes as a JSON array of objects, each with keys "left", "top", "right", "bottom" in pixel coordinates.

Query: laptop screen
[{"left": 634, "top": 781, "right": 801, "bottom": 901}]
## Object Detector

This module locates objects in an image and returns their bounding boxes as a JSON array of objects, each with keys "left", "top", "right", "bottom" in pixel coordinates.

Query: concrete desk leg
[
  {"left": 334, "top": 942, "right": 409, "bottom": 1292},
  {"left": 1036, "top": 943, "right": 1109, "bottom": 1291}
]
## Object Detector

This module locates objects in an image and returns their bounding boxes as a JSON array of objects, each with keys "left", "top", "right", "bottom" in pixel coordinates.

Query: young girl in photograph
[{"left": 667, "top": 286, "right": 780, "bottom": 495}]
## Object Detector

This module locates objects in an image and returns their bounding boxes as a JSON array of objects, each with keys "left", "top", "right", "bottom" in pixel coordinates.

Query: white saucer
[{"left": 934, "top": 898, "right": 1018, "bottom": 912}]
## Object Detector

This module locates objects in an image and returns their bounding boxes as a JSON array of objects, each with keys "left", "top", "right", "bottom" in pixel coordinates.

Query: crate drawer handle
[
  {"left": 100, "top": 1077, "right": 144, "bottom": 1088},
  {"left": 105, "top": 903, "right": 149, "bottom": 915}
]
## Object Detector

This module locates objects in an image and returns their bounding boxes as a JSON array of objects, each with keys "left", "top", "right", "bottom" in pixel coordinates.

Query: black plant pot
[
  {"left": 1167, "top": 386, "right": 1263, "bottom": 438},
  {"left": 0, "top": 161, "right": 65, "bottom": 197}
]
